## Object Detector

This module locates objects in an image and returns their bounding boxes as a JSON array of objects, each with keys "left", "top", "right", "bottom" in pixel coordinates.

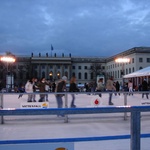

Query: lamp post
[
  {"left": 57, "top": 73, "right": 60, "bottom": 79},
  {"left": 115, "top": 57, "right": 130, "bottom": 120},
  {"left": 0, "top": 56, "right": 16, "bottom": 91},
  {"left": 49, "top": 72, "right": 53, "bottom": 81},
  {"left": 115, "top": 58, "right": 130, "bottom": 87}
]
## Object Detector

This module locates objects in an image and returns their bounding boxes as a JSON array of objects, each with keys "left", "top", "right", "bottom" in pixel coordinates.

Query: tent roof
[{"left": 123, "top": 66, "right": 150, "bottom": 78}]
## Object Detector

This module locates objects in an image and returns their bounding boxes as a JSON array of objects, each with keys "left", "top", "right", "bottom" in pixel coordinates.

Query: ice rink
[{"left": 0, "top": 92, "right": 150, "bottom": 150}]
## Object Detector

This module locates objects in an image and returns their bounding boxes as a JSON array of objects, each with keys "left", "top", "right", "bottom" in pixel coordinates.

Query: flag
[{"left": 51, "top": 44, "right": 54, "bottom": 51}]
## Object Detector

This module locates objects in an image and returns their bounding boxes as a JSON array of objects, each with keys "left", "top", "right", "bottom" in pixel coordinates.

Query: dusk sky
[{"left": 0, "top": 0, "right": 150, "bottom": 57}]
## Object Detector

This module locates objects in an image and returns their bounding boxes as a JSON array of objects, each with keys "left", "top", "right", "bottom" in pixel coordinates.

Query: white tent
[{"left": 123, "top": 66, "right": 150, "bottom": 78}]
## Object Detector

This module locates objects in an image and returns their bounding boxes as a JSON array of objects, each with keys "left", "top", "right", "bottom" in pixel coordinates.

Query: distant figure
[
  {"left": 96, "top": 78, "right": 105, "bottom": 97},
  {"left": 138, "top": 84, "right": 142, "bottom": 91},
  {"left": 128, "top": 80, "right": 133, "bottom": 96},
  {"left": 52, "top": 81, "right": 56, "bottom": 92},
  {"left": 84, "top": 83, "right": 89, "bottom": 92},
  {"left": 69, "top": 76, "right": 79, "bottom": 108},
  {"left": 142, "top": 79, "right": 149, "bottom": 99},
  {"left": 115, "top": 81, "right": 120, "bottom": 96},
  {"left": 18, "top": 85, "right": 25, "bottom": 99},
  {"left": 106, "top": 76, "right": 116, "bottom": 105}
]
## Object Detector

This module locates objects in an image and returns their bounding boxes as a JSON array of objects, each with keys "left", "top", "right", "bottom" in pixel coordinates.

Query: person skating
[
  {"left": 69, "top": 76, "right": 79, "bottom": 108},
  {"left": 106, "top": 76, "right": 116, "bottom": 105}
]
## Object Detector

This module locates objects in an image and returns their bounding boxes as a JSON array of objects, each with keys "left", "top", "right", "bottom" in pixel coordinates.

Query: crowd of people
[{"left": 5, "top": 75, "right": 149, "bottom": 110}]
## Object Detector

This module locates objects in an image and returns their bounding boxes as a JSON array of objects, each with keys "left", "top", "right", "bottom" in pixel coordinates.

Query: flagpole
[{"left": 51, "top": 44, "right": 53, "bottom": 57}]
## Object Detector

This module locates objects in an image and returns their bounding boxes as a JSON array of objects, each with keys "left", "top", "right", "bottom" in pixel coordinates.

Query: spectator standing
[
  {"left": 106, "top": 76, "right": 116, "bottom": 105},
  {"left": 84, "top": 83, "right": 89, "bottom": 92},
  {"left": 142, "top": 79, "right": 149, "bottom": 99},
  {"left": 69, "top": 76, "right": 79, "bottom": 108}
]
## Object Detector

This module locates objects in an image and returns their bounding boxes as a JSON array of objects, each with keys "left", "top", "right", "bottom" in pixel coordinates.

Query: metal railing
[{"left": 0, "top": 92, "right": 150, "bottom": 150}]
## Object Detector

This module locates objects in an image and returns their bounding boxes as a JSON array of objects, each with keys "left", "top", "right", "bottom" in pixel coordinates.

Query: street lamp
[
  {"left": 115, "top": 57, "right": 130, "bottom": 120},
  {"left": 57, "top": 73, "right": 60, "bottom": 79},
  {"left": 115, "top": 57, "right": 130, "bottom": 87},
  {"left": 0, "top": 56, "right": 16, "bottom": 91},
  {"left": 49, "top": 72, "right": 53, "bottom": 81}
]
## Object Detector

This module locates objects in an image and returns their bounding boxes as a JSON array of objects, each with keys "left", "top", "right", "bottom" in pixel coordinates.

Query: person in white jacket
[
  {"left": 25, "top": 79, "right": 34, "bottom": 102},
  {"left": 128, "top": 80, "right": 133, "bottom": 96}
]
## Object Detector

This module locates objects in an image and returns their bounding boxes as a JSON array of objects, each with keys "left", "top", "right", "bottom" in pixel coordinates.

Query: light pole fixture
[
  {"left": 115, "top": 57, "right": 130, "bottom": 86},
  {"left": 0, "top": 55, "right": 16, "bottom": 90},
  {"left": 115, "top": 57, "right": 130, "bottom": 75},
  {"left": 57, "top": 72, "right": 60, "bottom": 79},
  {"left": 0, "top": 56, "right": 15, "bottom": 63},
  {"left": 49, "top": 72, "right": 53, "bottom": 81},
  {"left": 115, "top": 58, "right": 130, "bottom": 63}
]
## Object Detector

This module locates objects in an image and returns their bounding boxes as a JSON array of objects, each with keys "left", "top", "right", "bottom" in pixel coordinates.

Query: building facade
[{"left": 0, "top": 47, "right": 150, "bottom": 88}]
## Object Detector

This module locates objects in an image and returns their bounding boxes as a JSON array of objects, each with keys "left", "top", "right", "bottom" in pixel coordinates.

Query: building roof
[{"left": 123, "top": 66, "right": 150, "bottom": 78}]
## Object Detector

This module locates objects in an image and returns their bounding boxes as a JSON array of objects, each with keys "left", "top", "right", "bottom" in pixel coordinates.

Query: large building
[{"left": 0, "top": 47, "right": 150, "bottom": 88}]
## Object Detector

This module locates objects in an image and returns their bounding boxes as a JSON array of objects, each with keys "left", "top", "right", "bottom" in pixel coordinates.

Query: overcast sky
[{"left": 0, "top": 0, "right": 150, "bottom": 57}]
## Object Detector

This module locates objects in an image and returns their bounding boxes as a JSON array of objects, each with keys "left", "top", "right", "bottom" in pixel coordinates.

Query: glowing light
[
  {"left": 115, "top": 58, "right": 130, "bottom": 63},
  {"left": 0, "top": 56, "right": 16, "bottom": 63}
]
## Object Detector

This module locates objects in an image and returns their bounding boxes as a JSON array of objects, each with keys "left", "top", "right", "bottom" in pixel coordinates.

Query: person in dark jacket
[
  {"left": 69, "top": 76, "right": 79, "bottom": 108},
  {"left": 142, "top": 79, "right": 149, "bottom": 99},
  {"left": 115, "top": 81, "right": 120, "bottom": 96},
  {"left": 38, "top": 77, "right": 47, "bottom": 102},
  {"left": 55, "top": 76, "right": 67, "bottom": 117}
]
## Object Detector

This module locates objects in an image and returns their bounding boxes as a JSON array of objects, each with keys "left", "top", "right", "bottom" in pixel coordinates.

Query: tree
[{"left": 89, "top": 63, "right": 105, "bottom": 81}]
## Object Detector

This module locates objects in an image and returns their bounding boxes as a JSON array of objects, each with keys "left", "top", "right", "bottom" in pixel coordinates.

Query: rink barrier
[
  {"left": 0, "top": 106, "right": 150, "bottom": 150},
  {"left": 1, "top": 93, "right": 150, "bottom": 150}
]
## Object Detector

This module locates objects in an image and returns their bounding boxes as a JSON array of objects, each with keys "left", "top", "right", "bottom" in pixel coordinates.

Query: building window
[
  {"left": 34, "top": 65, "right": 37, "bottom": 69},
  {"left": 57, "top": 65, "right": 60, "bottom": 69},
  {"left": 147, "top": 58, "right": 150, "bottom": 62},
  {"left": 49, "top": 65, "right": 53, "bottom": 69},
  {"left": 102, "top": 66, "right": 105, "bottom": 69},
  {"left": 72, "top": 66, "right": 75, "bottom": 69},
  {"left": 139, "top": 58, "right": 143, "bottom": 62},
  {"left": 72, "top": 72, "right": 75, "bottom": 77},
  {"left": 19, "top": 72, "right": 23, "bottom": 79},
  {"left": 65, "top": 65, "right": 68, "bottom": 69},
  {"left": 139, "top": 67, "right": 143, "bottom": 70},
  {"left": 78, "top": 66, "right": 81, "bottom": 69},
  {"left": 126, "top": 69, "right": 128, "bottom": 74},
  {"left": 132, "top": 58, "right": 134, "bottom": 63},
  {"left": 129, "top": 68, "right": 131, "bottom": 73},
  {"left": 132, "top": 67, "right": 134, "bottom": 72},
  {"left": 42, "top": 71, "right": 45, "bottom": 78},
  {"left": 115, "top": 71, "right": 117, "bottom": 78},
  {"left": 84, "top": 72, "right": 88, "bottom": 79},
  {"left": 65, "top": 71, "right": 68, "bottom": 77},
  {"left": 91, "top": 72, "right": 93, "bottom": 80},
  {"left": 42, "top": 65, "right": 45, "bottom": 69},
  {"left": 84, "top": 66, "right": 87, "bottom": 69},
  {"left": 78, "top": 72, "right": 81, "bottom": 79}
]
